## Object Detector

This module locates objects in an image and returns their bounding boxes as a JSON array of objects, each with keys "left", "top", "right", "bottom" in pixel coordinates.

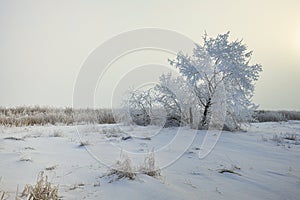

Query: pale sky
[{"left": 0, "top": 0, "right": 299, "bottom": 110}]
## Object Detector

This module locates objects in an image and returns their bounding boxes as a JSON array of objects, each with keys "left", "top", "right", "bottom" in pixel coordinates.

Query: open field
[{"left": 0, "top": 121, "right": 299, "bottom": 199}]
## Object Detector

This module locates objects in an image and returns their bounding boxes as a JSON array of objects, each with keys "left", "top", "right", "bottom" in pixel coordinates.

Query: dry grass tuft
[
  {"left": 0, "top": 191, "right": 7, "bottom": 200},
  {"left": 139, "top": 151, "right": 161, "bottom": 177},
  {"left": 283, "top": 133, "right": 298, "bottom": 141},
  {"left": 50, "top": 131, "right": 63, "bottom": 137},
  {"left": 270, "top": 133, "right": 300, "bottom": 147},
  {"left": 18, "top": 171, "right": 58, "bottom": 200},
  {"left": 107, "top": 152, "right": 136, "bottom": 182},
  {"left": 78, "top": 141, "right": 90, "bottom": 147},
  {"left": 19, "top": 157, "right": 32, "bottom": 162},
  {"left": 45, "top": 165, "right": 58, "bottom": 171},
  {"left": 105, "top": 151, "right": 161, "bottom": 182},
  {"left": 0, "top": 177, "right": 8, "bottom": 200}
]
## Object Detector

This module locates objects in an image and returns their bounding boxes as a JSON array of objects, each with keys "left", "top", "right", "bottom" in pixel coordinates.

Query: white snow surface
[{"left": 0, "top": 121, "right": 300, "bottom": 199}]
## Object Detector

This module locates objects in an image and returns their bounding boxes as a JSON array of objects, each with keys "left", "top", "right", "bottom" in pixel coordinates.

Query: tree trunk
[
  {"left": 189, "top": 107, "right": 193, "bottom": 128},
  {"left": 199, "top": 98, "right": 211, "bottom": 129}
]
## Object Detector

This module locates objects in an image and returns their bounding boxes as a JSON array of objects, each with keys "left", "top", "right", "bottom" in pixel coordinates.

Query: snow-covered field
[{"left": 0, "top": 121, "right": 300, "bottom": 199}]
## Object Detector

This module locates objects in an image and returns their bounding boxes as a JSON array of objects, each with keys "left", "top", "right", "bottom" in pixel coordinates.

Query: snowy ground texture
[{"left": 0, "top": 121, "right": 300, "bottom": 199}]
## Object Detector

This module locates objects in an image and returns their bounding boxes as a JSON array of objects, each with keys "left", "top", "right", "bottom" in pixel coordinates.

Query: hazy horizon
[{"left": 1, "top": 0, "right": 300, "bottom": 110}]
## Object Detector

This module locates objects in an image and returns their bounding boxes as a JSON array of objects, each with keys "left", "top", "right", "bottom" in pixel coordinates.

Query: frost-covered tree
[{"left": 169, "top": 32, "right": 262, "bottom": 130}]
